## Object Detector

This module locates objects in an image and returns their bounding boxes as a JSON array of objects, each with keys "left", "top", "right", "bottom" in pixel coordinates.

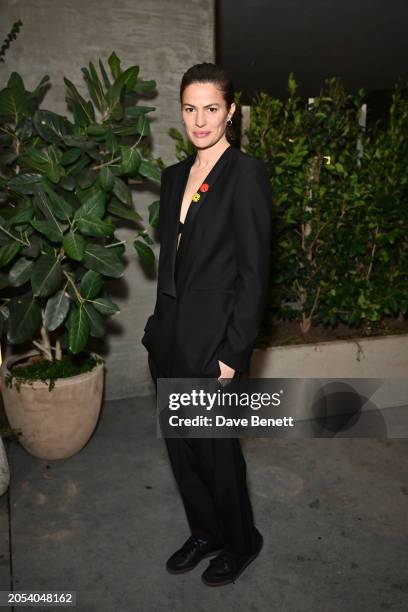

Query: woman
[{"left": 142, "top": 63, "right": 272, "bottom": 586}]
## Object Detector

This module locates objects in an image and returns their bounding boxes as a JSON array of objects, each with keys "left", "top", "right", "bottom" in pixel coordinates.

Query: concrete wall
[{"left": 0, "top": 1, "right": 215, "bottom": 399}]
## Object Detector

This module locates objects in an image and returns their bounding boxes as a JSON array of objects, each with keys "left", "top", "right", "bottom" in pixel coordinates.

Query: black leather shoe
[
  {"left": 166, "top": 535, "right": 224, "bottom": 574},
  {"left": 201, "top": 529, "right": 264, "bottom": 586}
]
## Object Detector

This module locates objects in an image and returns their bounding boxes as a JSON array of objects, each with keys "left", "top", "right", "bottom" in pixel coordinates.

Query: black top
[{"left": 178, "top": 220, "right": 184, "bottom": 234}]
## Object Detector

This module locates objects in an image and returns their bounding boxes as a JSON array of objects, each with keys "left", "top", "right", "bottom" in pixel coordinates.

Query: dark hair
[
  {"left": 180, "top": 62, "right": 234, "bottom": 107},
  {"left": 180, "top": 62, "right": 236, "bottom": 142}
]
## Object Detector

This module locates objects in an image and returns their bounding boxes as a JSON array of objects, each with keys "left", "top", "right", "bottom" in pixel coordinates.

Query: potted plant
[
  {"left": 0, "top": 18, "right": 24, "bottom": 483},
  {"left": 0, "top": 51, "right": 161, "bottom": 459}
]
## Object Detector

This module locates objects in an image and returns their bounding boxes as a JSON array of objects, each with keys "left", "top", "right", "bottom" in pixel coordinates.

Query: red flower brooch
[{"left": 192, "top": 182, "right": 209, "bottom": 202}]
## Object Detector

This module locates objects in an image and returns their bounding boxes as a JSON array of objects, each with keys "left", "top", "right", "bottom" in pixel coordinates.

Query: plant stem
[
  {"left": 91, "top": 121, "right": 146, "bottom": 171},
  {"left": 105, "top": 239, "right": 127, "bottom": 248},
  {"left": 366, "top": 224, "right": 379, "bottom": 281},
  {"left": 0, "top": 223, "right": 29, "bottom": 246},
  {"left": 55, "top": 337, "right": 62, "bottom": 360},
  {"left": 63, "top": 270, "right": 84, "bottom": 305},
  {"left": 0, "top": 125, "right": 14, "bottom": 138},
  {"left": 40, "top": 325, "right": 52, "bottom": 360},
  {"left": 32, "top": 339, "right": 52, "bottom": 361}
]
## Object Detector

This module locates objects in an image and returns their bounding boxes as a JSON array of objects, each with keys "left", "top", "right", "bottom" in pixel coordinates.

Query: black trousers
[{"left": 148, "top": 352, "right": 259, "bottom": 555}]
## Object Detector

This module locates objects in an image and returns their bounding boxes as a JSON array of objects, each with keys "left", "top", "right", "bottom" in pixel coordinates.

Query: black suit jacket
[{"left": 141, "top": 145, "right": 272, "bottom": 378}]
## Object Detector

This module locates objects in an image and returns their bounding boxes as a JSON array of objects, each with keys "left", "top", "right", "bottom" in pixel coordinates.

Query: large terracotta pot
[{"left": 0, "top": 350, "right": 105, "bottom": 460}]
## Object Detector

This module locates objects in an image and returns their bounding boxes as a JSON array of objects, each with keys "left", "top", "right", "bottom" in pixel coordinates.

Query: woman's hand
[{"left": 217, "top": 359, "right": 235, "bottom": 380}]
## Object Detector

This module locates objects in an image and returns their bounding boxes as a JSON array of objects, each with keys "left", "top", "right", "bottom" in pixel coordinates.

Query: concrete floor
[{"left": 1, "top": 395, "right": 408, "bottom": 611}]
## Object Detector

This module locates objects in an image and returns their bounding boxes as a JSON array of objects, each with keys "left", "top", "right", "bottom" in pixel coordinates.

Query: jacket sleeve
[
  {"left": 149, "top": 166, "right": 171, "bottom": 322},
  {"left": 216, "top": 159, "right": 272, "bottom": 373}
]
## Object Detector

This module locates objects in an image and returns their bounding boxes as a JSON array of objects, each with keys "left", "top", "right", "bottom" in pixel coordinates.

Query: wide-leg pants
[{"left": 148, "top": 352, "right": 259, "bottom": 555}]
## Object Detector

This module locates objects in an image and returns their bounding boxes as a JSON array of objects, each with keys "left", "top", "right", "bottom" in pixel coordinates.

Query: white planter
[{"left": 0, "top": 350, "right": 105, "bottom": 460}]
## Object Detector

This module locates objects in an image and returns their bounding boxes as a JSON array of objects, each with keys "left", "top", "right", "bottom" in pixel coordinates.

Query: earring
[{"left": 226, "top": 119, "right": 232, "bottom": 126}]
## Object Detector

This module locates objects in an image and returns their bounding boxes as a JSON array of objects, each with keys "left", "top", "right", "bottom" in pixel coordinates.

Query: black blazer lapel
[
  {"left": 159, "top": 145, "right": 234, "bottom": 298},
  {"left": 159, "top": 153, "right": 196, "bottom": 298},
  {"left": 174, "top": 146, "right": 234, "bottom": 289}
]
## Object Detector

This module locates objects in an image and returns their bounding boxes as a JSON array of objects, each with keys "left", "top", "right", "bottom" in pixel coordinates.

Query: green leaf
[
  {"left": 7, "top": 297, "right": 42, "bottom": 344},
  {"left": 108, "top": 52, "right": 121, "bottom": 79},
  {"left": 41, "top": 184, "right": 73, "bottom": 220},
  {"left": 64, "top": 76, "right": 95, "bottom": 126},
  {"left": 112, "top": 176, "right": 132, "bottom": 207},
  {"left": 86, "top": 123, "right": 107, "bottom": 137},
  {"left": 60, "top": 176, "right": 76, "bottom": 191},
  {"left": 33, "top": 110, "right": 74, "bottom": 144},
  {"left": 133, "top": 80, "right": 156, "bottom": 94},
  {"left": 8, "top": 72, "right": 25, "bottom": 93},
  {"left": 134, "top": 240, "right": 155, "bottom": 266},
  {"left": 22, "top": 145, "right": 62, "bottom": 184},
  {"left": 148, "top": 200, "right": 160, "bottom": 228},
  {"left": 125, "top": 106, "right": 156, "bottom": 118},
  {"left": 107, "top": 197, "right": 142, "bottom": 223},
  {"left": 0, "top": 86, "right": 29, "bottom": 123},
  {"left": 82, "top": 62, "right": 106, "bottom": 113},
  {"left": 121, "top": 65, "right": 139, "bottom": 93},
  {"left": 8, "top": 172, "right": 43, "bottom": 195},
  {"left": 105, "top": 127, "right": 119, "bottom": 155},
  {"left": 33, "top": 185, "right": 64, "bottom": 227},
  {"left": 80, "top": 270, "right": 103, "bottom": 299},
  {"left": 8, "top": 257, "right": 34, "bottom": 287},
  {"left": 83, "top": 302, "right": 105, "bottom": 337},
  {"left": 83, "top": 244, "right": 124, "bottom": 278},
  {"left": 60, "top": 148, "right": 81, "bottom": 165},
  {"left": 136, "top": 114, "right": 150, "bottom": 138},
  {"left": 65, "top": 154, "right": 89, "bottom": 176},
  {"left": 43, "top": 289, "right": 70, "bottom": 331},
  {"left": 30, "top": 219, "right": 65, "bottom": 242},
  {"left": 120, "top": 145, "right": 141, "bottom": 175},
  {"left": 63, "top": 230, "right": 86, "bottom": 260},
  {"left": 8, "top": 199, "right": 34, "bottom": 225},
  {"left": 77, "top": 215, "right": 115, "bottom": 237},
  {"left": 99, "top": 59, "right": 111, "bottom": 89},
  {"left": 30, "top": 74, "right": 51, "bottom": 102},
  {"left": 22, "top": 146, "right": 49, "bottom": 169},
  {"left": 138, "top": 160, "right": 161, "bottom": 183},
  {"left": 75, "top": 189, "right": 107, "bottom": 219},
  {"left": 0, "top": 243, "right": 22, "bottom": 268},
  {"left": 113, "top": 119, "right": 148, "bottom": 138},
  {"left": 77, "top": 167, "right": 98, "bottom": 189},
  {"left": 31, "top": 254, "right": 63, "bottom": 297},
  {"left": 67, "top": 304, "right": 90, "bottom": 354},
  {"left": 92, "top": 296, "right": 120, "bottom": 316},
  {"left": 98, "top": 166, "right": 115, "bottom": 192},
  {"left": 20, "top": 234, "right": 42, "bottom": 258},
  {"left": 61, "top": 134, "right": 95, "bottom": 150},
  {"left": 106, "top": 76, "right": 124, "bottom": 119}
]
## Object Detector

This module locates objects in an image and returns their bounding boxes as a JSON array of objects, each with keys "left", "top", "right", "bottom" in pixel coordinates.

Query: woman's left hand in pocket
[{"left": 217, "top": 359, "right": 235, "bottom": 380}]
